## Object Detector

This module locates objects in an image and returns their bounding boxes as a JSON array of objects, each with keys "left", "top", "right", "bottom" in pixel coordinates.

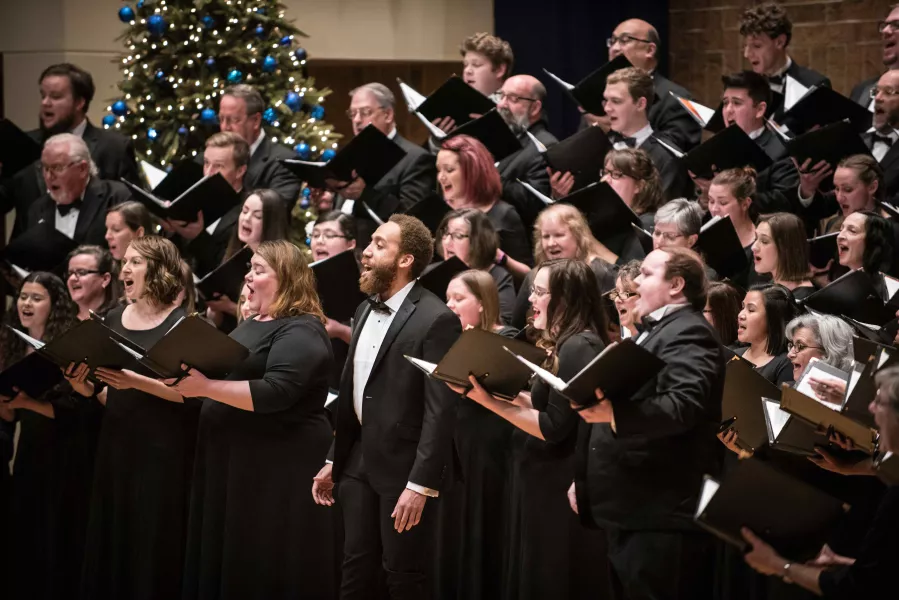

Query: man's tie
[
  {"left": 768, "top": 74, "right": 784, "bottom": 87},
  {"left": 610, "top": 132, "right": 637, "bottom": 148},
  {"left": 634, "top": 315, "right": 659, "bottom": 336},
  {"left": 56, "top": 199, "right": 83, "bottom": 217},
  {"left": 367, "top": 296, "right": 392, "bottom": 315},
  {"left": 873, "top": 133, "right": 895, "bottom": 148}
]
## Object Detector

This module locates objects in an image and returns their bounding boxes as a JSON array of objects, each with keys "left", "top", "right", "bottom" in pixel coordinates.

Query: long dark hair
[
  {"left": 859, "top": 211, "right": 894, "bottom": 274},
  {"left": 706, "top": 281, "right": 742, "bottom": 346},
  {"left": 749, "top": 283, "right": 796, "bottom": 356},
  {"left": 0, "top": 272, "right": 77, "bottom": 369},
  {"left": 66, "top": 244, "right": 122, "bottom": 315},
  {"left": 224, "top": 189, "right": 290, "bottom": 260},
  {"left": 538, "top": 259, "right": 610, "bottom": 371}
]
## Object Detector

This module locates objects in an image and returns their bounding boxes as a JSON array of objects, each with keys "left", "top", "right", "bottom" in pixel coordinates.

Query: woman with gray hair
[{"left": 784, "top": 313, "right": 854, "bottom": 384}]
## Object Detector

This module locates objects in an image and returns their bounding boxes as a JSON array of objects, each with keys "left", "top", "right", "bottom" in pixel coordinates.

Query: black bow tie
[
  {"left": 874, "top": 133, "right": 895, "bottom": 148},
  {"left": 610, "top": 132, "right": 637, "bottom": 148},
  {"left": 635, "top": 316, "right": 659, "bottom": 336},
  {"left": 56, "top": 198, "right": 82, "bottom": 217},
  {"left": 768, "top": 74, "right": 785, "bottom": 86},
  {"left": 367, "top": 296, "right": 393, "bottom": 315}
]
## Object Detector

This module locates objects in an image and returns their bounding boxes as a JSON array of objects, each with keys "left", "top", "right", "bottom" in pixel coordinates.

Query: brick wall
[{"left": 669, "top": 0, "right": 894, "bottom": 105}]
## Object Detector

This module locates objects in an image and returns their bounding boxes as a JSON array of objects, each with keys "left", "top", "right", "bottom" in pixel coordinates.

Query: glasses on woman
[
  {"left": 608, "top": 289, "right": 638, "bottom": 301},
  {"left": 529, "top": 285, "right": 549, "bottom": 298},
  {"left": 442, "top": 231, "right": 470, "bottom": 242},
  {"left": 66, "top": 269, "right": 101, "bottom": 279},
  {"left": 786, "top": 341, "right": 823, "bottom": 353},
  {"left": 651, "top": 230, "right": 684, "bottom": 243},
  {"left": 599, "top": 168, "right": 625, "bottom": 180},
  {"left": 310, "top": 231, "right": 348, "bottom": 241}
]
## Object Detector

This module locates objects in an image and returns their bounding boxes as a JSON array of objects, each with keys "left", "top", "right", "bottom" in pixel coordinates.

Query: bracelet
[{"left": 782, "top": 562, "right": 793, "bottom": 584}]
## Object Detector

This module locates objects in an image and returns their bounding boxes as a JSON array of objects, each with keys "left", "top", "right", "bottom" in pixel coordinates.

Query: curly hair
[
  {"left": 127, "top": 236, "right": 183, "bottom": 305},
  {"left": 389, "top": 214, "right": 434, "bottom": 279},
  {"left": 605, "top": 149, "right": 664, "bottom": 215},
  {"left": 739, "top": 3, "right": 793, "bottom": 45},
  {"left": 0, "top": 272, "right": 77, "bottom": 369},
  {"left": 439, "top": 135, "right": 503, "bottom": 209},
  {"left": 255, "top": 240, "right": 325, "bottom": 321},
  {"left": 460, "top": 32, "right": 514, "bottom": 76},
  {"left": 66, "top": 244, "right": 122, "bottom": 315}
]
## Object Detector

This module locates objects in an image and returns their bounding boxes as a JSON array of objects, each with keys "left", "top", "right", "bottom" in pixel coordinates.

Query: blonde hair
[
  {"left": 533, "top": 204, "right": 604, "bottom": 265},
  {"left": 255, "top": 240, "right": 325, "bottom": 321},
  {"left": 205, "top": 131, "right": 250, "bottom": 168},
  {"left": 452, "top": 270, "right": 502, "bottom": 331}
]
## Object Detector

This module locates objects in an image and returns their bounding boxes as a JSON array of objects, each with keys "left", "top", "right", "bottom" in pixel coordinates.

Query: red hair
[{"left": 440, "top": 134, "right": 502, "bottom": 208}]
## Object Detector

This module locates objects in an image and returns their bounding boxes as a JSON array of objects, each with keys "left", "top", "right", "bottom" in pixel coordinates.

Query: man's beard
[
  {"left": 39, "top": 112, "right": 78, "bottom": 140},
  {"left": 498, "top": 106, "right": 530, "bottom": 135},
  {"left": 48, "top": 187, "right": 75, "bottom": 206},
  {"left": 359, "top": 257, "right": 399, "bottom": 297}
]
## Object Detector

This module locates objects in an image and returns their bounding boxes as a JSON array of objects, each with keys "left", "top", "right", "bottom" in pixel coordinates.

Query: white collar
[
  {"left": 381, "top": 279, "right": 416, "bottom": 311},
  {"left": 770, "top": 56, "right": 793, "bottom": 79},
  {"left": 71, "top": 119, "right": 88, "bottom": 138},
  {"left": 748, "top": 126, "right": 765, "bottom": 140},
  {"left": 632, "top": 123, "right": 654, "bottom": 147},
  {"left": 249, "top": 129, "right": 265, "bottom": 156},
  {"left": 387, "top": 127, "right": 398, "bottom": 140},
  {"left": 868, "top": 126, "right": 899, "bottom": 139},
  {"left": 646, "top": 302, "right": 689, "bottom": 322}
]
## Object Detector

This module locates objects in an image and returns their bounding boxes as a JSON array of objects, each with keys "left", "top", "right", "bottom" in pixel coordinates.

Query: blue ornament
[
  {"left": 112, "top": 100, "right": 128, "bottom": 116},
  {"left": 155, "top": 70, "right": 165, "bottom": 80},
  {"left": 226, "top": 69, "right": 243, "bottom": 83},
  {"left": 205, "top": 57, "right": 215, "bottom": 67},
  {"left": 118, "top": 6, "right": 135, "bottom": 23},
  {"left": 301, "top": 186, "right": 312, "bottom": 198},
  {"left": 294, "top": 142, "right": 310, "bottom": 159},
  {"left": 322, "top": 148, "right": 336, "bottom": 161},
  {"left": 294, "top": 47, "right": 308, "bottom": 61},
  {"left": 202, "top": 15, "right": 215, "bottom": 29},
  {"left": 262, "top": 107, "right": 277, "bottom": 124},
  {"left": 305, "top": 237, "right": 311, "bottom": 246},
  {"left": 280, "top": 35, "right": 291, "bottom": 46},
  {"left": 285, "top": 91, "right": 301, "bottom": 111},
  {"left": 200, "top": 108, "right": 217, "bottom": 124},
  {"left": 178, "top": 126, "right": 188, "bottom": 135},
  {"left": 262, "top": 55, "right": 277, "bottom": 73},
  {"left": 147, "top": 15, "right": 166, "bottom": 36},
  {"left": 147, "top": 127, "right": 158, "bottom": 140},
  {"left": 137, "top": 0, "right": 144, "bottom": 7},
  {"left": 255, "top": 6, "right": 267, "bottom": 14},
  {"left": 102, "top": 114, "right": 116, "bottom": 127},
  {"left": 300, "top": 198, "right": 310, "bottom": 209},
  {"left": 311, "top": 105, "right": 325, "bottom": 120},
  {"left": 255, "top": 25, "right": 265, "bottom": 37}
]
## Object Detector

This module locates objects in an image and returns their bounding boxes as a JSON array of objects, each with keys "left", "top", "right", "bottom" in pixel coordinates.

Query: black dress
[
  {"left": 81, "top": 305, "right": 200, "bottom": 600},
  {"left": 504, "top": 331, "right": 608, "bottom": 600},
  {"left": 182, "top": 315, "right": 335, "bottom": 600},
  {"left": 487, "top": 200, "right": 532, "bottom": 266},
  {"left": 733, "top": 348, "right": 794, "bottom": 386}
]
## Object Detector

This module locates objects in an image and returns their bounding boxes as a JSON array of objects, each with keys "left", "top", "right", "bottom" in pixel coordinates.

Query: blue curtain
[{"left": 494, "top": 0, "right": 670, "bottom": 138}]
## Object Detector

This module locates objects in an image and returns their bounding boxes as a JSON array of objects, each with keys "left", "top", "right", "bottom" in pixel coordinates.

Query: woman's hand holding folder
[{"left": 63, "top": 362, "right": 94, "bottom": 397}]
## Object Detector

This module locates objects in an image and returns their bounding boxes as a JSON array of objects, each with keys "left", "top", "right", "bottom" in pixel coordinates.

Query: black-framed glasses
[
  {"left": 608, "top": 289, "right": 638, "bottom": 301},
  {"left": 41, "top": 161, "right": 81, "bottom": 176},
  {"left": 870, "top": 86, "right": 899, "bottom": 98},
  {"left": 441, "top": 231, "right": 470, "bottom": 242},
  {"left": 606, "top": 34, "right": 652, "bottom": 48},
  {"left": 599, "top": 168, "right": 625, "bottom": 180},
  {"left": 345, "top": 107, "right": 382, "bottom": 120},
  {"left": 786, "top": 341, "right": 823, "bottom": 353},
  {"left": 878, "top": 19, "right": 899, "bottom": 33},
  {"left": 66, "top": 269, "right": 101, "bottom": 279},
  {"left": 651, "top": 230, "right": 685, "bottom": 243},
  {"left": 310, "top": 231, "right": 348, "bottom": 241},
  {"left": 496, "top": 91, "right": 537, "bottom": 104}
]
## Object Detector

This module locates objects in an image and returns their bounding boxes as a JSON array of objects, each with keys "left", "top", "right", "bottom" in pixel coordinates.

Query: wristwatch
[{"left": 782, "top": 562, "right": 793, "bottom": 584}]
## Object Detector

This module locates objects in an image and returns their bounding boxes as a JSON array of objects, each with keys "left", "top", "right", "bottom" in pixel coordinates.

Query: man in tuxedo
[
  {"left": 572, "top": 246, "right": 725, "bottom": 600},
  {"left": 312, "top": 214, "right": 461, "bottom": 599},
  {"left": 494, "top": 74, "right": 558, "bottom": 235},
  {"left": 739, "top": 3, "right": 830, "bottom": 118},
  {"left": 864, "top": 69, "right": 899, "bottom": 202},
  {"left": 1, "top": 63, "right": 138, "bottom": 238},
  {"left": 329, "top": 83, "right": 437, "bottom": 248},
  {"left": 604, "top": 68, "right": 692, "bottom": 201},
  {"left": 20, "top": 133, "right": 131, "bottom": 246},
  {"left": 690, "top": 71, "right": 799, "bottom": 214},
  {"left": 171, "top": 132, "right": 249, "bottom": 277},
  {"left": 216, "top": 84, "right": 300, "bottom": 209},
  {"left": 583, "top": 19, "right": 701, "bottom": 151},
  {"left": 850, "top": 6, "right": 899, "bottom": 109}
]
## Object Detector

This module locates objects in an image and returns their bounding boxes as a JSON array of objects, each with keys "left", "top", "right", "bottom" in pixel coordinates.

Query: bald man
[
  {"left": 495, "top": 74, "right": 558, "bottom": 243},
  {"left": 586, "top": 19, "right": 701, "bottom": 151}
]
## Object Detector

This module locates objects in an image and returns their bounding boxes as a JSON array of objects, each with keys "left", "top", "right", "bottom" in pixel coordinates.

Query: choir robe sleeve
[
  {"left": 249, "top": 319, "right": 333, "bottom": 415},
  {"left": 538, "top": 334, "right": 603, "bottom": 444}
]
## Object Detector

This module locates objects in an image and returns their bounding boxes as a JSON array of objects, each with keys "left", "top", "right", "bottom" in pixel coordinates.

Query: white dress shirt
[
  {"left": 768, "top": 57, "right": 793, "bottom": 95},
  {"left": 869, "top": 127, "right": 898, "bottom": 163},
  {"left": 748, "top": 126, "right": 765, "bottom": 140},
  {"left": 71, "top": 119, "right": 88, "bottom": 138},
  {"left": 53, "top": 180, "right": 88, "bottom": 238},
  {"left": 249, "top": 129, "right": 265, "bottom": 157},
  {"left": 613, "top": 123, "right": 654, "bottom": 150},
  {"left": 635, "top": 303, "right": 689, "bottom": 345}
]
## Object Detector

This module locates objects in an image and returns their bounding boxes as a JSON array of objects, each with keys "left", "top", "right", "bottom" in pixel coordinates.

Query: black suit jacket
[
  {"left": 863, "top": 131, "right": 899, "bottom": 204},
  {"left": 329, "top": 283, "right": 462, "bottom": 495},
  {"left": 244, "top": 136, "right": 301, "bottom": 209},
  {"left": 754, "top": 128, "right": 800, "bottom": 214},
  {"left": 575, "top": 306, "right": 726, "bottom": 531},
  {"left": 21, "top": 177, "right": 131, "bottom": 247},
  {"left": 850, "top": 76, "right": 879, "bottom": 107},
  {"left": 771, "top": 61, "right": 832, "bottom": 120},
  {"left": 2, "top": 121, "right": 139, "bottom": 237},
  {"left": 651, "top": 74, "right": 703, "bottom": 151},
  {"left": 640, "top": 134, "right": 692, "bottom": 201},
  {"left": 497, "top": 120, "right": 558, "bottom": 235}
]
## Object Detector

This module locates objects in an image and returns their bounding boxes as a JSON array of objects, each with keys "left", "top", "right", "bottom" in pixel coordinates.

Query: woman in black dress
[
  {"left": 72, "top": 236, "right": 197, "bottom": 600},
  {"left": 172, "top": 240, "right": 335, "bottom": 599},
  {"left": 448, "top": 259, "right": 610, "bottom": 599},
  {"left": 752, "top": 213, "right": 817, "bottom": 300},
  {"left": 0, "top": 272, "right": 81, "bottom": 599}
]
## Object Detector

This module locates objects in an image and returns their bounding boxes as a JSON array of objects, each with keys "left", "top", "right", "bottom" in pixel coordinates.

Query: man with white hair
[{"left": 18, "top": 133, "right": 131, "bottom": 246}]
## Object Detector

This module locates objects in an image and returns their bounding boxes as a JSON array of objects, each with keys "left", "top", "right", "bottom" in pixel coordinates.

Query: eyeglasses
[
  {"left": 786, "top": 341, "right": 823, "bottom": 353},
  {"left": 442, "top": 231, "right": 470, "bottom": 242},
  {"left": 529, "top": 285, "right": 549, "bottom": 298},
  {"left": 599, "top": 168, "right": 625, "bottom": 180},
  {"left": 41, "top": 161, "right": 81, "bottom": 176},
  {"left": 871, "top": 86, "right": 899, "bottom": 98},
  {"left": 310, "top": 231, "right": 348, "bottom": 241},
  {"left": 878, "top": 19, "right": 899, "bottom": 33},
  {"left": 496, "top": 91, "right": 537, "bottom": 104},
  {"left": 218, "top": 115, "right": 245, "bottom": 126},
  {"left": 345, "top": 107, "right": 382, "bottom": 120},
  {"left": 66, "top": 269, "right": 101, "bottom": 279},
  {"left": 608, "top": 289, "right": 638, "bottom": 301},
  {"left": 606, "top": 34, "right": 652, "bottom": 48},
  {"left": 652, "top": 230, "right": 685, "bottom": 243}
]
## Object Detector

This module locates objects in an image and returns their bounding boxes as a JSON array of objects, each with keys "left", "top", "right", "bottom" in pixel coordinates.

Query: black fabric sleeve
[
  {"left": 493, "top": 204, "right": 533, "bottom": 266},
  {"left": 492, "top": 266, "right": 516, "bottom": 326},
  {"left": 538, "top": 334, "right": 603, "bottom": 444}
]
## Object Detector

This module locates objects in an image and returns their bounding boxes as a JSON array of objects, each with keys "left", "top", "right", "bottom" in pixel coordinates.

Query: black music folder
[
  {"left": 0, "top": 119, "right": 41, "bottom": 177},
  {"left": 763, "top": 397, "right": 826, "bottom": 457},
  {"left": 560, "top": 181, "right": 641, "bottom": 247},
  {"left": 782, "top": 85, "right": 873, "bottom": 134},
  {"left": 696, "top": 215, "right": 750, "bottom": 280},
  {"left": 800, "top": 270, "right": 895, "bottom": 325},
  {"left": 779, "top": 386, "right": 877, "bottom": 454},
  {"left": 784, "top": 120, "right": 871, "bottom": 169},
  {"left": 680, "top": 125, "right": 773, "bottom": 179},
  {"left": 310, "top": 250, "right": 365, "bottom": 324},
  {"left": 446, "top": 109, "right": 522, "bottom": 163},
  {"left": 282, "top": 124, "right": 407, "bottom": 188},
  {"left": 141, "top": 315, "right": 249, "bottom": 379},
  {"left": 694, "top": 458, "right": 849, "bottom": 559},
  {"left": 122, "top": 172, "right": 241, "bottom": 224},
  {"left": 196, "top": 247, "right": 253, "bottom": 301},
  {"left": 0, "top": 352, "right": 64, "bottom": 399},
  {"left": 1, "top": 224, "right": 77, "bottom": 274},
  {"left": 149, "top": 158, "right": 204, "bottom": 200},
  {"left": 808, "top": 232, "right": 837, "bottom": 270},
  {"left": 404, "top": 328, "right": 546, "bottom": 400},
  {"left": 543, "top": 54, "right": 631, "bottom": 116},
  {"left": 404, "top": 195, "right": 452, "bottom": 236},
  {"left": 542, "top": 126, "right": 611, "bottom": 190},
  {"left": 505, "top": 338, "right": 664, "bottom": 405},
  {"left": 722, "top": 356, "right": 782, "bottom": 452},
  {"left": 420, "top": 256, "right": 468, "bottom": 301},
  {"left": 414, "top": 75, "right": 497, "bottom": 127},
  {"left": 8, "top": 320, "right": 144, "bottom": 373}
]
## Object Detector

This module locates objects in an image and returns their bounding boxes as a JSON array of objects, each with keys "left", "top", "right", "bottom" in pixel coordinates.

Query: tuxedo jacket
[
  {"left": 863, "top": 130, "right": 899, "bottom": 203},
  {"left": 1, "top": 121, "right": 139, "bottom": 238},
  {"left": 329, "top": 282, "right": 462, "bottom": 495},
  {"left": 641, "top": 134, "right": 693, "bottom": 201},
  {"left": 771, "top": 61, "right": 832, "bottom": 120},
  {"left": 574, "top": 306, "right": 726, "bottom": 531},
  {"left": 243, "top": 136, "right": 301, "bottom": 209},
  {"left": 753, "top": 128, "right": 800, "bottom": 214},
  {"left": 21, "top": 177, "right": 132, "bottom": 247},
  {"left": 497, "top": 120, "right": 558, "bottom": 235},
  {"left": 850, "top": 76, "right": 879, "bottom": 107},
  {"left": 651, "top": 74, "right": 703, "bottom": 151}
]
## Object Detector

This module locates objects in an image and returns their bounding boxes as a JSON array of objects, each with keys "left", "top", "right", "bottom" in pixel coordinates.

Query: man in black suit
[
  {"left": 850, "top": 7, "right": 899, "bottom": 109},
  {"left": 494, "top": 74, "right": 558, "bottom": 235},
  {"left": 312, "top": 214, "right": 461, "bottom": 599},
  {"left": 216, "top": 84, "right": 300, "bottom": 209},
  {"left": 572, "top": 246, "right": 725, "bottom": 600},
  {"left": 603, "top": 68, "right": 692, "bottom": 201},
  {"left": 1, "top": 63, "right": 138, "bottom": 238},
  {"left": 20, "top": 133, "right": 131, "bottom": 247},
  {"left": 739, "top": 3, "right": 830, "bottom": 119},
  {"left": 330, "top": 83, "right": 437, "bottom": 247},
  {"left": 864, "top": 70, "right": 899, "bottom": 203}
]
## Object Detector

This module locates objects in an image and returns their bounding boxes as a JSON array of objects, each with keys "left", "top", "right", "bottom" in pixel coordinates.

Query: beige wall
[{"left": 0, "top": 0, "right": 493, "bottom": 125}]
